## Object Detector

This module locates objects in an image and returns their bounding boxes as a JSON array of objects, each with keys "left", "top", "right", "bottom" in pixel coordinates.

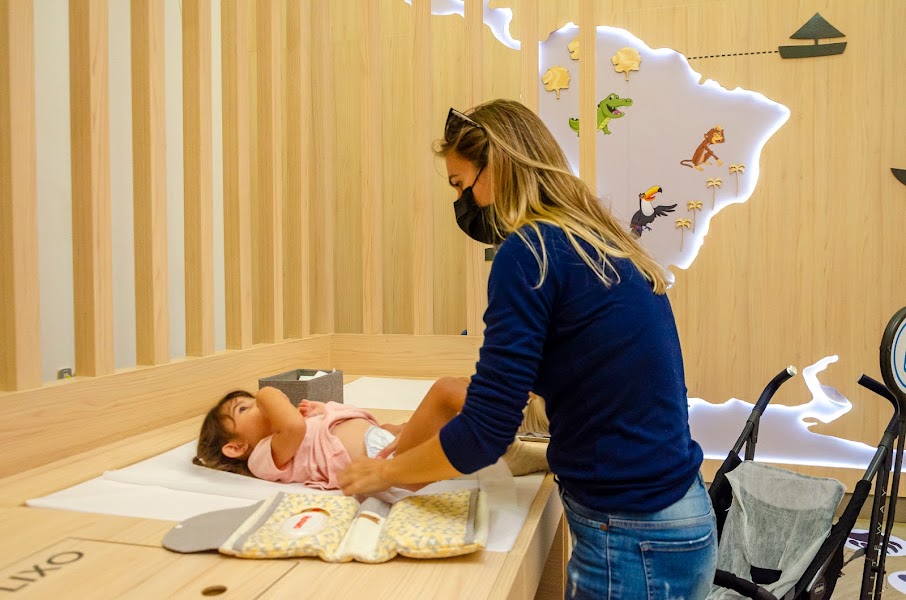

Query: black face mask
[{"left": 453, "top": 172, "right": 504, "bottom": 246}]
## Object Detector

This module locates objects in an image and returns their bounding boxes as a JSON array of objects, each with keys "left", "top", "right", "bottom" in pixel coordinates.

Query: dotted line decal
[{"left": 687, "top": 50, "right": 780, "bottom": 60}]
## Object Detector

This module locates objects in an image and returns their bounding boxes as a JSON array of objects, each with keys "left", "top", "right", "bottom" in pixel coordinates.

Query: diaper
[{"left": 364, "top": 426, "right": 396, "bottom": 458}]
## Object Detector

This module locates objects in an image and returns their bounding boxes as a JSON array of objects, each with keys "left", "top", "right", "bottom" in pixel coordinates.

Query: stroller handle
[
  {"left": 750, "top": 366, "right": 798, "bottom": 419},
  {"left": 732, "top": 366, "right": 797, "bottom": 458},
  {"left": 858, "top": 374, "right": 901, "bottom": 437},
  {"left": 858, "top": 374, "right": 900, "bottom": 410}
]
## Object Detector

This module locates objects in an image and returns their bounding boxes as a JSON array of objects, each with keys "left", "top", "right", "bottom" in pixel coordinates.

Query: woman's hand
[
  {"left": 375, "top": 436, "right": 398, "bottom": 459},
  {"left": 338, "top": 457, "right": 393, "bottom": 495}
]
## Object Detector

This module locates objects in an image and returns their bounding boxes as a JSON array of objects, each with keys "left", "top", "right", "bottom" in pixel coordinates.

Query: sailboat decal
[
  {"left": 779, "top": 13, "right": 847, "bottom": 59},
  {"left": 893, "top": 168, "right": 906, "bottom": 187}
]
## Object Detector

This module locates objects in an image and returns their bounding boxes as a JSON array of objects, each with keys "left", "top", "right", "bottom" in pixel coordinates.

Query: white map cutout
[
  {"left": 404, "top": 0, "right": 520, "bottom": 49},
  {"left": 690, "top": 356, "right": 894, "bottom": 471},
  {"left": 539, "top": 24, "right": 790, "bottom": 276}
]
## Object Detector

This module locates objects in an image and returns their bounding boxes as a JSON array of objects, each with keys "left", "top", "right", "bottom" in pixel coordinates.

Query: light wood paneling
[
  {"left": 131, "top": 0, "right": 169, "bottom": 366},
  {"left": 253, "top": 0, "right": 283, "bottom": 344},
  {"left": 412, "top": 0, "right": 434, "bottom": 334},
  {"left": 382, "top": 0, "right": 415, "bottom": 335},
  {"left": 464, "top": 0, "right": 486, "bottom": 337},
  {"left": 284, "top": 0, "right": 312, "bottom": 338},
  {"left": 0, "top": 417, "right": 202, "bottom": 507},
  {"left": 330, "top": 333, "right": 483, "bottom": 377},
  {"left": 537, "top": 0, "right": 581, "bottom": 40},
  {"left": 182, "top": 0, "right": 215, "bottom": 357},
  {"left": 361, "top": 0, "right": 384, "bottom": 334},
  {"left": 431, "top": 10, "right": 468, "bottom": 335},
  {"left": 519, "top": 0, "right": 540, "bottom": 112},
  {"left": 0, "top": 0, "right": 41, "bottom": 391},
  {"left": 3, "top": 0, "right": 903, "bottom": 495},
  {"left": 577, "top": 0, "right": 596, "bottom": 190},
  {"left": 0, "top": 470, "right": 564, "bottom": 600},
  {"left": 0, "top": 335, "right": 330, "bottom": 478},
  {"left": 0, "top": 535, "right": 295, "bottom": 598},
  {"left": 221, "top": 0, "right": 253, "bottom": 350},
  {"left": 332, "top": 0, "right": 365, "bottom": 334},
  {"left": 310, "top": 1, "right": 336, "bottom": 334},
  {"left": 69, "top": 0, "right": 114, "bottom": 377}
]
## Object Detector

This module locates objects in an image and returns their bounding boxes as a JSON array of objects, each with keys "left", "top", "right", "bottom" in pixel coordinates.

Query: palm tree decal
[
  {"left": 729, "top": 164, "right": 746, "bottom": 195},
  {"left": 676, "top": 218, "right": 691, "bottom": 251},
  {"left": 687, "top": 201, "right": 702, "bottom": 233},
  {"left": 706, "top": 177, "right": 723, "bottom": 209}
]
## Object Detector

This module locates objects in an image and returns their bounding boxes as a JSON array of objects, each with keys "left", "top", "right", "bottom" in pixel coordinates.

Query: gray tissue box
[{"left": 258, "top": 368, "right": 344, "bottom": 406}]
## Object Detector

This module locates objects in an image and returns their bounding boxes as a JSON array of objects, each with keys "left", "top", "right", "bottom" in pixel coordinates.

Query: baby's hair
[{"left": 194, "top": 389, "right": 255, "bottom": 476}]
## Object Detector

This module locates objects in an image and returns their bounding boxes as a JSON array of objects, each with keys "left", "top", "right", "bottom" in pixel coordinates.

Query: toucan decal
[{"left": 630, "top": 186, "right": 676, "bottom": 237}]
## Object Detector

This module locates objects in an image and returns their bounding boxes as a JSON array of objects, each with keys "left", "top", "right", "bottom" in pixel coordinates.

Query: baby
[
  {"left": 194, "top": 377, "right": 550, "bottom": 489},
  {"left": 194, "top": 387, "right": 402, "bottom": 489}
]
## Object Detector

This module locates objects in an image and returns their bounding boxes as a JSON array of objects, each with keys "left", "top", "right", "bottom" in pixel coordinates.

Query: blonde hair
[{"left": 435, "top": 99, "right": 669, "bottom": 294}]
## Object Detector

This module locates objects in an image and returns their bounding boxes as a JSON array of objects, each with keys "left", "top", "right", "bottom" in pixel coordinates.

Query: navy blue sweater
[{"left": 438, "top": 223, "right": 703, "bottom": 513}]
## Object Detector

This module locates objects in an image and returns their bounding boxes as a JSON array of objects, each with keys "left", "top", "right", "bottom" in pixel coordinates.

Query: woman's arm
[
  {"left": 257, "top": 387, "right": 307, "bottom": 468},
  {"left": 338, "top": 434, "right": 461, "bottom": 495}
]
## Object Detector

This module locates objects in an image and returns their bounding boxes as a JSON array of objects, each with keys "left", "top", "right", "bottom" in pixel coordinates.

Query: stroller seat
[{"left": 708, "top": 461, "right": 845, "bottom": 599}]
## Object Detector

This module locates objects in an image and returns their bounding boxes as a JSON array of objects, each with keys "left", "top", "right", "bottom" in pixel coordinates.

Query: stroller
[{"left": 707, "top": 307, "right": 906, "bottom": 600}]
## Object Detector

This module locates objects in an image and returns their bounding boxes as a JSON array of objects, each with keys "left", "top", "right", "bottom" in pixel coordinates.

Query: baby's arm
[{"left": 257, "top": 387, "right": 307, "bottom": 469}]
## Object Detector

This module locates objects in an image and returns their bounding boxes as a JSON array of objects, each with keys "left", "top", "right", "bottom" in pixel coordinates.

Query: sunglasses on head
[{"left": 445, "top": 107, "right": 484, "bottom": 140}]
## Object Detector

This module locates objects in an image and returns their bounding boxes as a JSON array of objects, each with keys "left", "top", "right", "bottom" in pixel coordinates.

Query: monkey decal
[{"left": 680, "top": 126, "right": 725, "bottom": 171}]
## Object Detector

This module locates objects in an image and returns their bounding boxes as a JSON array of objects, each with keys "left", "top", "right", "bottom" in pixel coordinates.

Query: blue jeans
[{"left": 559, "top": 472, "right": 717, "bottom": 600}]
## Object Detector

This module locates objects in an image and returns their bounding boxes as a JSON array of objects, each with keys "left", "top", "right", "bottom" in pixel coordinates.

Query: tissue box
[{"left": 258, "top": 368, "right": 344, "bottom": 405}]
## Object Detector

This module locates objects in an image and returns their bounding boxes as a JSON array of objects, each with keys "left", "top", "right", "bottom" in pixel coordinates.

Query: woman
[{"left": 338, "top": 99, "right": 716, "bottom": 598}]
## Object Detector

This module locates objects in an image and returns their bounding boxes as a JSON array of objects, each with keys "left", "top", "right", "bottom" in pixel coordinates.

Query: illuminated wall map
[
  {"left": 403, "top": 2, "right": 896, "bottom": 475},
  {"left": 539, "top": 24, "right": 789, "bottom": 274}
]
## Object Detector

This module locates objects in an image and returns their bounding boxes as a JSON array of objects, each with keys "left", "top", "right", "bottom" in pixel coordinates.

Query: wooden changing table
[{"left": 0, "top": 410, "right": 568, "bottom": 599}]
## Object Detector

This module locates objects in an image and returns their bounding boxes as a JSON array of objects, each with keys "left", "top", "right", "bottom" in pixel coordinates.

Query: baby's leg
[
  {"left": 505, "top": 392, "right": 550, "bottom": 475},
  {"left": 502, "top": 439, "right": 549, "bottom": 476},
  {"left": 518, "top": 393, "right": 549, "bottom": 434},
  {"left": 393, "top": 378, "right": 549, "bottom": 476},
  {"left": 393, "top": 376, "right": 469, "bottom": 455}
]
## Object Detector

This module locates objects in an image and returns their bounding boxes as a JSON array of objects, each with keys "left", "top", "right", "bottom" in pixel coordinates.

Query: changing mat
[
  {"left": 26, "top": 377, "right": 547, "bottom": 553},
  {"left": 164, "top": 489, "right": 488, "bottom": 563}
]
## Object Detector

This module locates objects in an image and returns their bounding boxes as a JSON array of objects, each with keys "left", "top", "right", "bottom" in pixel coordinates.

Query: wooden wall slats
[
  {"left": 578, "top": 0, "right": 597, "bottom": 191},
  {"left": 310, "top": 1, "right": 336, "bottom": 334},
  {"left": 0, "top": 335, "right": 331, "bottom": 478},
  {"left": 464, "top": 0, "right": 486, "bottom": 337},
  {"left": 361, "top": 0, "right": 384, "bottom": 335},
  {"left": 221, "top": 0, "right": 253, "bottom": 350},
  {"left": 131, "top": 0, "right": 169, "bottom": 366},
  {"left": 69, "top": 0, "right": 114, "bottom": 377},
  {"left": 4, "top": 0, "right": 904, "bottom": 493},
  {"left": 284, "top": 0, "right": 312, "bottom": 339},
  {"left": 412, "top": 0, "right": 434, "bottom": 335},
  {"left": 430, "top": 11, "right": 467, "bottom": 335},
  {"left": 253, "top": 0, "right": 283, "bottom": 344},
  {"left": 0, "top": 0, "right": 41, "bottom": 391},
  {"left": 381, "top": 0, "right": 415, "bottom": 335},
  {"left": 182, "top": 0, "right": 214, "bottom": 357},
  {"left": 330, "top": 334, "right": 483, "bottom": 378},
  {"left": 520, "top": 0, "right": 540, "bottom": 113}
]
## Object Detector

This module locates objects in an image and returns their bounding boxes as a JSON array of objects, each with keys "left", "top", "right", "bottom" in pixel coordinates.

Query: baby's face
[{"left": 222, "top": 396, "right": 271, "bottom": 454}]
